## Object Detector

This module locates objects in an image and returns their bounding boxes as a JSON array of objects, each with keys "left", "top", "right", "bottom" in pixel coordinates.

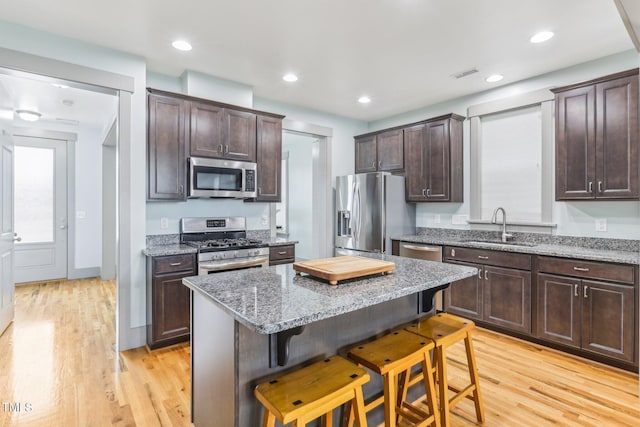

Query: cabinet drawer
[
  {"left": 537, "top": 256, "right": 635, "bottom": 285},
  {"left": 153, "top": 254, "right": 195, "bottom": 274},
  {"left": 269, "top": 245, "right": 295, "bottom": 262},
  {"left": 445, "top": 246, "right": 531, "bottom": 270}
]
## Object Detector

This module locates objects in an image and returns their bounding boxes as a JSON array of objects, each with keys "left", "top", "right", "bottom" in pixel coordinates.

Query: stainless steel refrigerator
[{"left": 335, "top": 172, "right": 415, "bottom": 255}]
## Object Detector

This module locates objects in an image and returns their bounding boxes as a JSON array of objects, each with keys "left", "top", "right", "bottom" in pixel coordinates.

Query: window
[{"left": 469, "top": 89, "right": 554, "bottom": 230}]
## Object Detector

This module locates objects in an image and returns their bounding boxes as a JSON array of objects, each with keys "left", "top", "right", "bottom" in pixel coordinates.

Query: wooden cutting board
[{"left": 293, "top": 256, "right": 395, "bottom": 285}]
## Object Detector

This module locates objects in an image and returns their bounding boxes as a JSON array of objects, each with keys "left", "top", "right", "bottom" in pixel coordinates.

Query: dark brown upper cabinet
[
  {"left": 354, "top": 129, "right": 404, "bottom": 173},
  {"left": 553, "top": 69, "right": 639, "bottom": 201},
  {"left": 190, "top": 101, "right": 256, "bottom": 161},
  {"left": 147, "top": 92, "right": 189, "bottom": 201},
  {"left": 405, "top": 114, "right": 464, "bottom": 202},
  {"left": 147, "top": 88, "right": 284, "bottom": 201},
  {"left": 254, "top": 114, "right": 283, "bottom": 202}
]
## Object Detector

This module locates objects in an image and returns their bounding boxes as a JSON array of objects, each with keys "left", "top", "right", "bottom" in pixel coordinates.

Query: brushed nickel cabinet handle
[
  {"left": 371, "top": 161, "right": 376, "bottom": 168},
  {"left": 588, "top": 181, "right": 593, "bottom": 193},
  {"left": 583, "top": 286, "right": 589, "bottom": 298},
  {"left": 484, "top": 270, "right": 488, "bottom": 280},
  {"left": 574, "top": 284, "right": 579, "bottom": 297},
  {"left": 598, "top": 181, "right": 603, "bottom": 193},
  {"left": 170, "top": 262, "right": 182, "bottom": 267},
  {"left": 422, "top": 189, "right": 426, "bottom": 197},
  {"left": 218, "top": 144, "right": 224, "bottom": 153},
  {"left": 426, "top": 188, "right": 431, "bottom": 197},
  {"left": 478, "top": 255, "right": 489, "bottom": 260},
  {"left": 451, "top": 249, "right": 456, "bottom": 257},
  {"left": 478, "top": 268, "right": 482, "bottom": 280},
  {"left": 573, "top": 267, "right": 589, "bottom": 272},
  {"left": 378, "top": 160, "right": 382, "bottom": 168},
  {"left": 278, "top": 251, "right": 287, "bottom": 255}
]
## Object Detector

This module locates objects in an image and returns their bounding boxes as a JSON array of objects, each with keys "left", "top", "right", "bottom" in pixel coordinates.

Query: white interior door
[
  {"left": 13, "top": 136, "right": 67, "bottom": 284},
  {"left": 0, "top": 125, "right": 15, "bottom": 334}
]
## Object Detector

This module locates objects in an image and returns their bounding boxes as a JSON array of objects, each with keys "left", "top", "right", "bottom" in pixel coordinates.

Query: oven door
[
  {"left": 189, "top": 157, "right": 257, "bottom": 199},
  {"left": 198, "top": 256, "right": 269, "bottom": 275}
]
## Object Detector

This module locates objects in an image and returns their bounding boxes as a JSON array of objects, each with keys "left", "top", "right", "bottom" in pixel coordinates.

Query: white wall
[{"left": 368, "top": 50, "right": 640, "bottom": 240}]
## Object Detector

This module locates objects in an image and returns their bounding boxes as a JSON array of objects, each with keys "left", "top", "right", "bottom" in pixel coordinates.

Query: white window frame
[{"left": 468, "top": 88, "right": 556, "bottom": 233}]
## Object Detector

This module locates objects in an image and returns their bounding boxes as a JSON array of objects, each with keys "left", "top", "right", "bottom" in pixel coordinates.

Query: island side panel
[
  {"left": 237, "top": 293, "right": 421, "bottom": 427},
  {"left": 191, "top": 290, "right": 236, "bottom": 427}
]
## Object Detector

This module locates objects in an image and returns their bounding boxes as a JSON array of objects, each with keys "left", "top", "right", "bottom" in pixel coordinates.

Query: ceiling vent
[{"left": 451, "top": 67, "right": 479, "bottom": 79}]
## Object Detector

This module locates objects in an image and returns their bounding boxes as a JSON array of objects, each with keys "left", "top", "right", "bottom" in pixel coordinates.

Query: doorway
[
  {"left": 0, "top": 47, "right": 133, "bottom": 349},
  {"left": 13, "top": 135, "right": 68, "bottom": 283}
]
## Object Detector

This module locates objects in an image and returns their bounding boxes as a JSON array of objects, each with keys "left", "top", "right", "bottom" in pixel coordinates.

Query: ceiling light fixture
[
  {"left": 15, "top": 109, "right": 42, "bottom": 122},
  {"left": 485, "top": 74, "right": 504, "bottom": 83},
  {"left": 172, "top": 40, "right": 192, "bottom": 51},
  {"left": 51, "top": 83, "right": 69, "bottom": 89},
  {"left": 282, "top": 73, "right": 298, "bottom": 82},
  {"left": 358, "top": 96, "right": 371, "bottom": 104},
  {"left": 530, "top": 31, "right": 554, "bottom": 44}
]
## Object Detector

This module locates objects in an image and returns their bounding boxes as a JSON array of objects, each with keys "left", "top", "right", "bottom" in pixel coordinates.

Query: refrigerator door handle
[{"left": 352, "top": 181, "right": 361, "bottom": 243}]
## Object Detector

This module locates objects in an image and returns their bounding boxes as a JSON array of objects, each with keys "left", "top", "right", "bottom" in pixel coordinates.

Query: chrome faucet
[{"left": 491, "top": 207, "right": 513, "bottom": 242}]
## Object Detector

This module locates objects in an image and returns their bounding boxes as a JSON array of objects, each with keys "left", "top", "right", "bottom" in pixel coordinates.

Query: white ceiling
[{"left": 0, "top": 0, "right": 637, "bottom": 122}]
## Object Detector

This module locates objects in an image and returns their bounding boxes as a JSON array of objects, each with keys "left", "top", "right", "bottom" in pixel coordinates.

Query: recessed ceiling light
[
  {"left": 358, "top": 96, "right": 371, "bottom": 104},
  {"left": 172, "top": 40, "right": 192, "bottom": 51},
  {"left": 282, "top": 73, "right": 298, "bottom": 82},
  {"left": 15, "top": 109, "right": 42, "bottom": 122},
  {"left": 530, "top": 31, "right": 554, "bottom": 44},
  {"left": 485, "top": 74, "right": 504, "bottom": 83}
]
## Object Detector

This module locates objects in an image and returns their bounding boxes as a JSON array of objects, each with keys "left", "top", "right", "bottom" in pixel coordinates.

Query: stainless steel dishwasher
[{"left": 399, "top": 242, "right": 444, "bottom": 311}]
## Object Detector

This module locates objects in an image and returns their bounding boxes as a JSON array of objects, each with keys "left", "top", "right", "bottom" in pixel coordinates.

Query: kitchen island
[{"left": 183, "top": 253, "right": 477, "bottom": 427}]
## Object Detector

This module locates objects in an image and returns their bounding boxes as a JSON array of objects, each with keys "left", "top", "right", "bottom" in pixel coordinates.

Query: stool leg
[
  {"left": 352, "top": 385, "right": 368, "bottom": 427},
  {"left": 383, "top": 370, "right": 398, "bottom": 427},
  {"left": 422, "top": 353, "right": 441, "bottom": 427},
  {"left": 262, "top": 410, "right": 276, "bottom": 427},
  {"left": 322, "top": 410, "right": 333, "bottom": 427},
  {"left": 436, "top": 346, "right": 450, "bottom": 427},
  {"left": 465, "top": 331, "right": 485, "bottom": 423}
]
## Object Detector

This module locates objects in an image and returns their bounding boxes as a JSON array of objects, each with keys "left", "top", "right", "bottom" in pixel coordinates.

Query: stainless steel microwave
[{"left": 188, "top": 157, "right": 257, "bottom": 198}]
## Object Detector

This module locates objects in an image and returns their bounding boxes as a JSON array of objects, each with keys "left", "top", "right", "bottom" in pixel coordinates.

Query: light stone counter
[{"left": 182, "top": 252, "right": 477, "bottom": 334}]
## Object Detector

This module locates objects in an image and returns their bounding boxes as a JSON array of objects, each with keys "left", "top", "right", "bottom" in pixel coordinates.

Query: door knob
[{"left": 13, "top": 233, "right": 21, "bottom": 242}]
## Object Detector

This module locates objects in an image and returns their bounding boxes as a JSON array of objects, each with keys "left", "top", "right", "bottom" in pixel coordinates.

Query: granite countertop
[
  {"left": 142, "top": 234, "right": 298, "bottom": 257},
  {"left": 182, "top": 253, "right": 477, "bottom": 334},
  {"left": 393, "top": 234, "right": 640, "bottom": 265}
]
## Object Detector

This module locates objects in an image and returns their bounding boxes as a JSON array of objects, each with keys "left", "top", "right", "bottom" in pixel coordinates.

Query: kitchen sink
[{"left": 462, "top": 240, "right": 537, "bottom": 247}]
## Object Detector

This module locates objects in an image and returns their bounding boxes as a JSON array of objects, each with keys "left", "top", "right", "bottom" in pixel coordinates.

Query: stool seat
[
  {"left": 406, "top": 313, "right": 484, "bottom": 427},
  {"left": 348, "top": 330, "right": 440, "bottom": 427},
  {"left": 255, "top": 355, "right": 369, "bottom": 426}
]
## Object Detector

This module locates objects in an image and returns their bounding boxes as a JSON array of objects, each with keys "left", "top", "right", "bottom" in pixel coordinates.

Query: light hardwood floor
[{"left": 0, "top": 278, "right": 638, "bottom": 426}]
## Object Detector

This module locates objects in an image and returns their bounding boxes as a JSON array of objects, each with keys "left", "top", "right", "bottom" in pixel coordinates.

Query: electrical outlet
[
  {"left": 451, "top": 215, "right": 469, "bottom": 225},
  {"left": 433, "top": 214, "right": 441, "bottom": 224},
  {"left": 595, "top": 218, "right": 607, "bottom": 232},
  {"left": 160, "top": 217, "right": 169, "bottom": 229}
]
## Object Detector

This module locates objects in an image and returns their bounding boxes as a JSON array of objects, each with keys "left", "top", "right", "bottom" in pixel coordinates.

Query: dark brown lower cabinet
[
  {"left": 147, "top": 254, "right": 196, "bottom": 349},
  {"left": 444, "top": 247, "right": 531, "bottom": 334},
  {"left": 537, "top": 273, "right": 635, "bottom": 363},
  {"left": 269, "top": 244, "right": 295, "bottom": 265}
]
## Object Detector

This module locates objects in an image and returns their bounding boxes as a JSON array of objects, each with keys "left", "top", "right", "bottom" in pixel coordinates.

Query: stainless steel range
[{"left": 180, "top": 217, "right": 269, "bottom": 275}]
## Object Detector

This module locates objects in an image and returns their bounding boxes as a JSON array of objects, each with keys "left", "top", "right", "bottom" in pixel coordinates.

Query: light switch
[
  {"left": 433, "top": 214, "right": 441, "bottom": 224},
  {"left": 160, "top": 217, "right": 169, "bottom": 229},
  {"left": 595, "top": 218, "right": 607, "bottom": 232}
]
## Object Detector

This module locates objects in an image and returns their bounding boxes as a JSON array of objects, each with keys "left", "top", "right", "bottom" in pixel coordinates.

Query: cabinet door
[
  {"left": 147, "top": 93, "right": 188, "bottom": 200},
  {"left": 582, "top": 279, "right": 635, "bottom": 362},
  {"left": 536, "top": 273, "right": 581, "bottom": 349},
  {"left": 255, "top": 115, "right": 282, "bottom": 202},
  {"left": 555, "top": 85, "right": 597, "bottom": 200},
  {"left": 152, "top": 274, "right": 190, "bottom": 346},
  {"left": 377, "top": 129, "right": 404, "bottom": 171},
  {"left": 225, "top": 109, "right": 257, "bottom": 162},
  {"left": 355, "top": 135, "right": 377, "bottom": 173},
  {"left": 190, "top": 101, "right": 224, "bottom": 158},
  {"left": 483, "top": 266, "right": 531, "bottom": 333},
  {"left": 424, "top": 119, "right": 451, "bottom": 201},
  {"left": 444, "top": 261, "right": 483, "bottom": 320},
  {"left": 595, "top": 75, "right": 639, "bottom": 199},
  {"left": 404, "top": 123, "right": 427, "bottom": 201}
]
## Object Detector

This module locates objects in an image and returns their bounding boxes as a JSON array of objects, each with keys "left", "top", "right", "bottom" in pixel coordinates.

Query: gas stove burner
[{"left": 201, "top": 238, "right": 264, "bottom": 248}]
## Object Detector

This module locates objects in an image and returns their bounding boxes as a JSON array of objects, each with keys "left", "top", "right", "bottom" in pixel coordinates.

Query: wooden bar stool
[
  {"left": 346, "top": 330, "right": 440, "bottom": 427},
  {"left": 405, "top": 313, "right": 485, "bottom": 427},
  {"left": 254, "top": 355, "right": 370, "bottom": 427}
]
